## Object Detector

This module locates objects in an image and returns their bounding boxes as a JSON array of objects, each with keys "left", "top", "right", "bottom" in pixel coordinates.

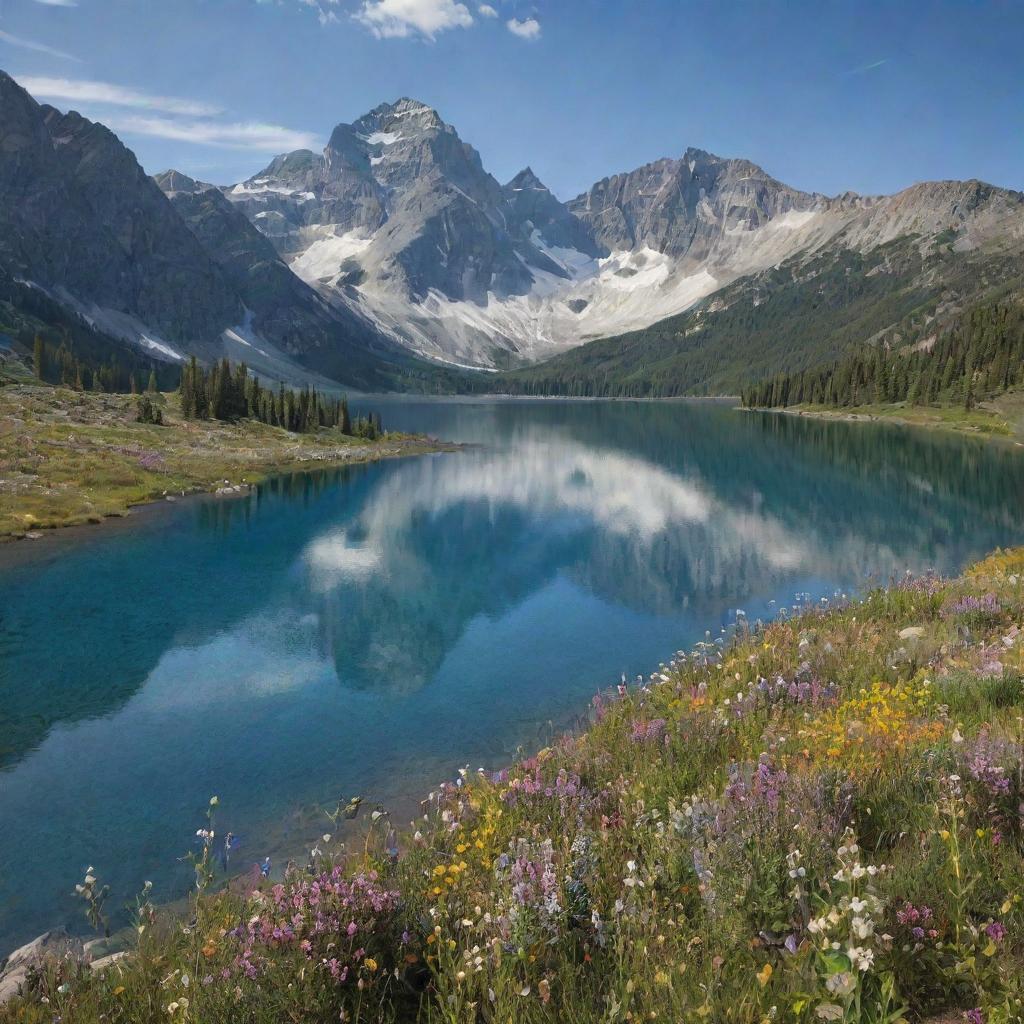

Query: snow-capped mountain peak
[{"left": 221, "top": 101, "right": 1024, "bottom": 370}]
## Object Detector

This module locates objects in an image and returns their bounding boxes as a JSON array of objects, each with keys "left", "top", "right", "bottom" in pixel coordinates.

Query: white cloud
[
  {"left": 104, "top": 114, "right": 321, "bottom": 153},
  {"left": 32, "top": 0, "right": 79, "bottom": 6},
  {"left": 17, "top": 76, "right": 223, "bottom": 117},
  {"left": 478, "top": 3, "right": 497, "bottom": 16},
  {"left": 354, "top": 0, "right": 474, "bottom": 39},
  {"left": 0, "top": 28, "right": 79, "bottom": 61},
  {"left": 506, "top": 16, "right": 539, "bottom": 39}
]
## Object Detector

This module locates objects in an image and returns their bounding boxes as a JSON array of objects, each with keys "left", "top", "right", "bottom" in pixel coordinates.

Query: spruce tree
[{"left": 33, "top": 335, "right": 47, "bottom": 382}]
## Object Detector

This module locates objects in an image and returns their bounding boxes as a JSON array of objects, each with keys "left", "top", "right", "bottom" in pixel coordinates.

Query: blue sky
[{"left": 0, "top": 0, "right": 1020, "bottom": 200}]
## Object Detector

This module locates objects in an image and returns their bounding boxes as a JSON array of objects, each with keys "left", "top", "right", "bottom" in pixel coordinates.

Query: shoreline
[
  {"left": 4, "top": 548, "right": 1024, "bottom": 1018},
  {"left": 0, "top": 384, "right": 460, "bottom": 547},
  {"left": 744, "top": 400, "right": 1024, "bottom": 445},
  {"left": 0, "top": 445, "right": 458, "bottom": 569}
]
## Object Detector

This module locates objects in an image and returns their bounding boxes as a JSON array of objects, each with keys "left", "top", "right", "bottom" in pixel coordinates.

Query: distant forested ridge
[
  {"left": 741, "top": 297, "right": 1024, "bottom": 410},
  {"left": 479, "top": 237, "right": 1023, "bottom": 399}
]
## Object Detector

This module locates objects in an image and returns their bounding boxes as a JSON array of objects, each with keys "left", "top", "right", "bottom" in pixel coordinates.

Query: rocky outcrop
[
  {"left": 155, "top": 170, "right": 399, "bottom": 383},
  {"left": 0, "top": 929, "right": 83, "bottom": 1005},
  {"left": 567, "top": 148, "right": 827, "bottom": 265}
]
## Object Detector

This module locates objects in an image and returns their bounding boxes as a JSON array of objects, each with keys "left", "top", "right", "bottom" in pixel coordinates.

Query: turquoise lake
[{"left": 2, "top": 398, "right": 1024, "bottom": 951}]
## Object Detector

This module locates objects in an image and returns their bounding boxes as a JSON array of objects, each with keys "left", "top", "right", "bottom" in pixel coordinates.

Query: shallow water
[{"left": 2, "top": 398, "right": 1024, "bottom": 950}]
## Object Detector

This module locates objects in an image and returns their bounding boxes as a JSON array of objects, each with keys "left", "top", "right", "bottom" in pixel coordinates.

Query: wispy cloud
[
  {"left": 32, "top": 0, "right": 79, "bottom": 6},
  {"left": 255, "top": 0, "right": 341, "bottom": 28},
  {"left": 17, "top": 76, "right": 223, "bottom": 117},
  {"left": 104, "top": 113, "right": 320, "bottom": 153},
  {"left": 847, "top": 58, "right": 888, "bottom": 75},
  {"left": 506, "top": 16, "right": 539, "bottom": 39},
  {"left": 353, "top": 0, "right": 473, "bottom": 38},
  {"left": 0, "top": 28, "right": 79, "bottom": 61},
  {"left": 478, "top": 3, "right": 497, "bottom": 16}
]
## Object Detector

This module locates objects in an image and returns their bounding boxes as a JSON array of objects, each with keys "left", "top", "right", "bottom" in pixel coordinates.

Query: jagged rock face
[
  {"left": 836, "top": 179, "right": 1024, "bottom": 251},
  {"left": 226, "top": 101, "right": 1024, "bottom": 369},
  {"left": 152, "top": 169, "right": 216, "bottom": 196},
  {"left": 504, "top": 167, "right": 605, "bottom": 260},
  {"left": 226, "top": 98, "right": 553, "bottom": 307},
  {"left": 222, "top": 99, "right": 613, "bottom": 365},
  {"left": 0, "top": 71, "right": 415, "bottom": 389},
  {"left": 567, "top": 148, "right": 826, "bottom": 268},
  {"left": 0, "top": 72, "right": 243, "bottom": 355},
  {"left": 155, "top": 169, "right": 419, "bottom": 388}
]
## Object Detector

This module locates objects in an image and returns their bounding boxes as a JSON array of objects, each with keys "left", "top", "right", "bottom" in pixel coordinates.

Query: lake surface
[{"left": 2, "top": 398, "right": 1024, "bottom": 951}]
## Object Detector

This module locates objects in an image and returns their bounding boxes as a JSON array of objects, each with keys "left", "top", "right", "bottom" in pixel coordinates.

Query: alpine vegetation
[{"left": 178, "top": 357, "right": 382, "bottom": 438}]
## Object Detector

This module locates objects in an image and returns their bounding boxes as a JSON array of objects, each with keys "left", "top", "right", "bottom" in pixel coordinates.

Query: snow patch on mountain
[
  {"left": 290, "top": 231, "right": 374, "bottom": 285},
  {"left": 331, "top": 248, "right": 721, "bottom": 367}
]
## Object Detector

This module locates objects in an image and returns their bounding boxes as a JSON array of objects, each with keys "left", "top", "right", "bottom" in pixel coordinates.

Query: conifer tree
[{"left": 33, "top": 335, "right": 47, "bottom": 382}]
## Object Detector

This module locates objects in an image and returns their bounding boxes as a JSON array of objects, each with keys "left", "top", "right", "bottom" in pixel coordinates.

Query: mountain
[
  {"left": 485, "top": 228, "right": 1024, "bottom": 397},
  {"left": 0, "top": 71, "right": 242, "bottom": 364},
  {"left": 225, "top": 100, "right": 1024, "bottom": 376},
  {"left": 0, "top": 70, "right": 434, "bottom": 391},
  {"left": 223, "top": 97, "right": 606, "bottom": 368}
]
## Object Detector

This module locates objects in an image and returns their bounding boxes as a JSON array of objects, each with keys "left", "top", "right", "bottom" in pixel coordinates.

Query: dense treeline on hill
[
  {"left": 741, "top": 298, "right": 1024, "bottom": 410},
  {"left": 179, "top": 356, "right": 383, "bottom": 438},
  {"left": 30, "top": 335, "right": 180, "bottom": 394},
  {"left": 0, "top": 272, "right": 180, "bottom": 393}
]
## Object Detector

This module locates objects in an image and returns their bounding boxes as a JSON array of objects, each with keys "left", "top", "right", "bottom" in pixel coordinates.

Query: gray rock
[
  {"left": 90, "top": 951, "right": 128, "bottom": 972},
  {"left": 898, "top": 626, "right": 926, "bottom": 640},
  {"left": 0, "top": 929, "right": 84, "bottom": 1005}
]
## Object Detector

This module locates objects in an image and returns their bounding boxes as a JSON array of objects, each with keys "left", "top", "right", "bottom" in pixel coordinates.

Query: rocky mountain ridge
[{"left": 222, "top": 98, "right": 1024, "bottom": 370}]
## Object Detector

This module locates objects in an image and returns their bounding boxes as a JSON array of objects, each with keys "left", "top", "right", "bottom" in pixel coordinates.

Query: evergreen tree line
[
  {"left": 741, "top": 299, "right": 1024, "bottom": 411},
  {"left": 179, "top": 356, "right": 384, "bottom": 438},
  {"left": 32, "top": 335, "right": 178, "bottom": 394}
]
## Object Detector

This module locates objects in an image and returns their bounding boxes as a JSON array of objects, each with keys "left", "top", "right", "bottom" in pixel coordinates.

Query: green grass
[
  {"left": 0, "top": 385, "right": 451, "bottom": 539},
  {"left": 765, "top": 400, "right": 1023, "bottom": 442},
  {"left": 5, "top": 551, "right": 1024, "bottom": 1022}
]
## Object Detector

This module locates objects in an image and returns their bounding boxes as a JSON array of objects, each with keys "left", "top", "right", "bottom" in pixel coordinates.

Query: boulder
[
  {"left": 898, "top": 626, "right": 926, "bottom": 640},
  {"left": 0, "top": 929, "right": 84, "bottom": 1005}
]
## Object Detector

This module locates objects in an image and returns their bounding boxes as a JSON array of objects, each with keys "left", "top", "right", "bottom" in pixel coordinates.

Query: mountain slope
[
  {"left": 226, "top": 98, "right": 658, "bottom": 367},
  {"left": 152, "top": 170, "right": 435, "bottom": 391},
  {"left": 0, "top": 71, "right": 244, "bottom": 365},
  {"left": 0, "top": 70, "right": 437, "bottom": 392},
  {"left": 6, "top": 68, "right": 1024, "bottom": 391},
  {"left": 485, "top": 229, "right": 1024, "bottom": 397}
]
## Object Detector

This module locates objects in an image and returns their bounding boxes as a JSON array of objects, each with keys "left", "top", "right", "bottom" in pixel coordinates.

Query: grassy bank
[
  {"left": 758, "top": 396, "right": 1024, "bottom": 443},
  {"left": 0, "top": 385, "right": 451, "bottom": 540},
  {"left": 4, "top": 551, "right": 1024, "bottom": 1022}
]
